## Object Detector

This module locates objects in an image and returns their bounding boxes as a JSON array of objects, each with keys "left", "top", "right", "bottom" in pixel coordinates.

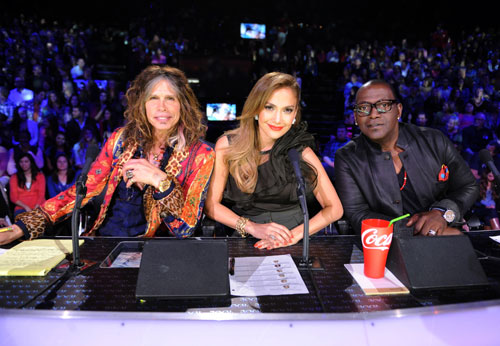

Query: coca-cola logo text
[{"left": 362, "top": 228, "right": 393, "bottom": 251}]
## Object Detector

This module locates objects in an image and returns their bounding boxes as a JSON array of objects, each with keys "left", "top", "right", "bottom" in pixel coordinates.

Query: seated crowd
[{"left": 1, "top": 10, "right": 500, "bottom": 232}]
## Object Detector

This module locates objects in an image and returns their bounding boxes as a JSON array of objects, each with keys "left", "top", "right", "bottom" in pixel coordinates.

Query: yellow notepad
[{"left": 0, "top": 239, "right": 84, "bottom": 276}]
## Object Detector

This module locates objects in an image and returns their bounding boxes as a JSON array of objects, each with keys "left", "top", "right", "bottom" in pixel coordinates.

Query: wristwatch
[
  {"left": 431, "top": 207, "right": 456, "bottom": 223},
  {"left": 157, "top": 177, "right": 171, "bottom": 193}
]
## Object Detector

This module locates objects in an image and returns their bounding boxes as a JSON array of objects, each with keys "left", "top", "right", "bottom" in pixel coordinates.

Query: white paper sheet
[
  {"left": 110, "top": 252, "right": 142, "bottom": 268},
  {"left": 229, "top": 254, "right": 309, "bottom": 296},
  {"left": 344, "top": 263, "right": 409, "bottom": 295},
  {"left": 489, "top": 235, "right": 500, "bottom": 244}
]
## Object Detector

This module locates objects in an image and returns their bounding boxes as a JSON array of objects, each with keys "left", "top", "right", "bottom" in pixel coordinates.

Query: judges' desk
[{"left": 1, "top": 231, "right": 500, "bottom": 345}]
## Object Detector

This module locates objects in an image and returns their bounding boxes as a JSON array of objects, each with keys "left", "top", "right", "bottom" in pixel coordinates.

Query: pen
[
  {"left": 0, "top": 227, "right": 13, "bottom": 233},
  {"left": 229, "top": 257, "right": 235, "bottom": 275}
]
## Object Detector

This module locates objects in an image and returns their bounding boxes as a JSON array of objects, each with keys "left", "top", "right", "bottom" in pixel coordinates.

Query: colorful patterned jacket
[{"left": 15, "top": 127, "right": 215, "bottom": 240}]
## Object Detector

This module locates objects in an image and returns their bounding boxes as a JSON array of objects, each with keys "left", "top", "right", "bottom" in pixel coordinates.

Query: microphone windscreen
[
  {"left": 85, "top": 143, "right": 100, "bottom": 162},
  {"left": 288, "top": 148, "right": 300, "bottom": 162},
  {"left": 479, "top": 148, "right": 492, "bottom": 164}
]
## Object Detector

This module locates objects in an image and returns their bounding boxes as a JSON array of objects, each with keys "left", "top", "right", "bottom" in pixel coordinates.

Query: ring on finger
[
  {"left": 428, "top": 229, "right": 437, "bottom": 236},
  {"left": 270, "top": 235, "right": 276, "bottom": 240},
  {"left": 126, "top": 169, "right": 134, "bottom": 179}
]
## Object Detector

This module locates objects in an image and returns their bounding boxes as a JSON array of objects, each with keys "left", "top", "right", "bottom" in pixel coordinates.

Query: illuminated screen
[
  {"left": 206, "top": 103, "right": 237, "bottom": 121},
  {"left": 74, "top": 79, "right": 108, "bottom": 91},
  {"left": 240, "top": 23, "right": 266, "bottom": 39}
]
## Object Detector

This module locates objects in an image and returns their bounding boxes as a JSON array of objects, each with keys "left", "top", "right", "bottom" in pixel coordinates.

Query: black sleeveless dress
[{"left": 222, "top": 122, "right": 317, "bottom": 230}]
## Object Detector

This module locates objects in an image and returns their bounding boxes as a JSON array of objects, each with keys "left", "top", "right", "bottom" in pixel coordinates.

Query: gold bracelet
[{"left": 235, "top": 216, "right": 249, "bottom": 238}]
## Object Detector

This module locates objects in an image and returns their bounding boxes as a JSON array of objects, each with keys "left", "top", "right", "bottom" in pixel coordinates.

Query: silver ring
[
  {"left": 428, "top": 229, "right": 437, "bottom": 236},
  {"left": 126, "top": 169, "right": 134, "bottom": 179},
  {"left": 270, "top": 235, "right": 276, "bottom": 240}
]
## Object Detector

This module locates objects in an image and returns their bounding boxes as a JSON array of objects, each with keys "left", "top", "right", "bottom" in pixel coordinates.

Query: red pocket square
[{"left": 438, "top": 164, "right": 449, "bottom": 182}]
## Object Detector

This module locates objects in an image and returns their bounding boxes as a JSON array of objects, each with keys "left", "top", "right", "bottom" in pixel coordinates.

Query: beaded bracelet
[{"left": 235, "top": 216, "right": 249, "bottom": 238}]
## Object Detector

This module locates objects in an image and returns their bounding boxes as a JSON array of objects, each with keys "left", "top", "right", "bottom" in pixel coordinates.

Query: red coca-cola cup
[{"left": 361, "top": 219, "right": 394, "bottom": 278}]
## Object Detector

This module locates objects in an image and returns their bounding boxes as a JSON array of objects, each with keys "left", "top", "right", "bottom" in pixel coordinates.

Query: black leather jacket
[{"left": 335, "top": 123, "right": 479, "bottom": 234}]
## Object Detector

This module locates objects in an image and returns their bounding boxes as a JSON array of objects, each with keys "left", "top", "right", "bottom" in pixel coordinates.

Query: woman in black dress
[{"left": 205, "top": 72, "right": 343, "bottom": 249}]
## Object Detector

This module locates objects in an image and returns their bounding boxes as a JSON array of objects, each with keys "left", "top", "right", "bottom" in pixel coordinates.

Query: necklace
[
  {"left": 151, "top": 148, "right": 166, "bottom": 166},
  {"left": 400, "top": 169, "right": 407, "bottom": 191}
]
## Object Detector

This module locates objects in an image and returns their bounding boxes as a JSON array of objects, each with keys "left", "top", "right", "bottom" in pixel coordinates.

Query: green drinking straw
[{"left": 389, "top": 213, "right": 411, "bottom": 226}]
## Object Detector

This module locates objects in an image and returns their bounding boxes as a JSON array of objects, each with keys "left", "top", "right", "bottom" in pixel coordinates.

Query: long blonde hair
[
  {"left": 225, "top": 72, "right": 301, "bottom": 193},
  {"left": 123, "top": 65, "right": 206, "bottom": 153}
]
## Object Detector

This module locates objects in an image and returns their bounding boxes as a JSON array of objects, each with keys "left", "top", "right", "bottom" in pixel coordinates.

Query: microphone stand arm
[
  {"left": 71, "top": 176, "right": 86, "bottom": 273},
  {"left": 296, "top": 179, "right": 310, "bottom": 268},
  {"left": 295, "top": 178, "right": 324, "bottom": 271},
  {"left": 493, "top": 178, "right": 500, "bottom": 196}
]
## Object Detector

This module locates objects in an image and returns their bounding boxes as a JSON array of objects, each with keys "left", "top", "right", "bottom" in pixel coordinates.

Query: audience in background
[
  {"left": 0, "top": 87, "right": 15, "bottom": 122},
  {"left": 473, "top": 168, "right": 500, "bottom": 229},
  {"left": 72, "top": 127, "right": 98, "bottom": 170},
  {"left": 11, "top": 106, "right": 38, "bottom": 147},
  {"left": 46, "top": 153, "right": 78, "bottom": 198},
  {"left": 7, "top": 130, "right": 44, "bottom": 175},
  {"left": 440, "top": 114, "right": 463, "bottom": 151},
  {"left": 8, "top": 77, "right": 34, "bottom": 108},
  {"left": 41, "top": 91, "right": 65, "bottom": 122},
  {"left": 65, "top": 105, "right": 98, "bottom": 148},
  {"left": 1, "top": 9, "right": 500, "bottom": 230},
  {"left": 9, "top": 153, "right": 46, "bottom": 216},
  {"left": 44, "top": 131, "right": 72, "bottom": 174},
  {"left": 0, "top": 135, "right": 8, "bottom": 186},
  {"left": 462, "top": 112, "right": 495, "bottom": 177},
  {"left": 321, "top": 123, "right": 350, "bottom": 182}
]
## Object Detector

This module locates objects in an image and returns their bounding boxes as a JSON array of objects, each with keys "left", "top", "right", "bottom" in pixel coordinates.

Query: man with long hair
[{"left": 0, "top": 65, "right": 214, "bottom": 244}]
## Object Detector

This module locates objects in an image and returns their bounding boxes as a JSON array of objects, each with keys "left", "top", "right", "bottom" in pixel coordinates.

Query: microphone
[
  {"left": 288, "top": 148, "right": 320, "bottom": 270},
  {"left": 479, "top": 149, "right": 500, "bottom": 188},
  {"left": 288, "top": 148, "right": 306, "bottom": 194},
  {"left": 71, "top": 142, "right": 100, "bottom": 272},
  {"left": 288, "top": 149, "right": 326, "bottom": 315},
  {"left": 77, "top": 143, "right": 100, "bottom": 184}
]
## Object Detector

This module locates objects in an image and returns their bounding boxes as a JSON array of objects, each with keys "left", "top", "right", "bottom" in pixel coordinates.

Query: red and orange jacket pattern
[{"left": 15, "top": 128, "right": 215, "bottom": 239}]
